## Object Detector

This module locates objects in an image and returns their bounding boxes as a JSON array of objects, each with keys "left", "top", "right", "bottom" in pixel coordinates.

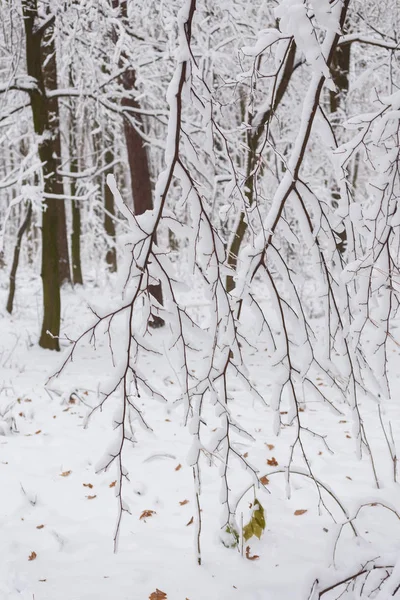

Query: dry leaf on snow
[
  {"left": 175, "top": 464, "right": 182, "bottom": 471},
  {"left": 60, "top": 470, "right": 72, "bottom": 477},
  {"left": 294, "top": 509, "right": 307, "bottom": 516},
  {"left": 109, "top": 481, "right": 116, "bottom": 488},
  {"left": 149, "top": 589, "right": 167, "bottom": 599},
  {"left": 245, "top": 546, "right": 259, "bottom": 561},
  {"left": 179, "top": 499, "right": 189, "bottom": 506},
  {"left": 140, "top": 510, "right": 156, "bottom": 520},
  {"left": 28, "top": 551, "right": 37, "bottom": 561},
  {"left": 186, "top": 516, "right": 194, "bottom": 526},
  {"left": 36, "top": 524, "right": 45, "bottom": 529},
  {"left": 266, "top": 444, "right": 274, "bottom": 450},
  {"left": 87, "top": 495, "right": 97, "bottom": 500},
  {"left": 83, "top": 483, "right": 93, "bottom": 489},
  {"left": 259, "top": 475, "right": 269, "bottom": 486},
  {"left": 267, "top": 457, "right": 278, "bottom": 467}
]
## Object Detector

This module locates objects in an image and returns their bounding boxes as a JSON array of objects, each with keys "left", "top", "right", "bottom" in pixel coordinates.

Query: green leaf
[
  {"left": 243, "top": 499, "right": 266, "bottom": 541},
  {"left": 222, "top": 524, "right": 240, "bottom": 548}
]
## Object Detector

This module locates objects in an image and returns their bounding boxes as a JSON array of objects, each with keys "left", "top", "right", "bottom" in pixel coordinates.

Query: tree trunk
[
  {"left": 226, "top": 40, "right": 297, "bottom": 292},
  {"left": 104, "top": 147, "right": 117, "bottom": 272},
  {"left": 111, "top": 0, "right": 164, "bottom": 327},
  {"left": 330, "top": 39, "right": 351, "bottom": 255},
  {"left": 42, "top": 16, "right": 71, "bottom": 285},
  {"left": 22, "top": 1, "right": 61, "bottom": 350},
  {"left": 6, "top": 202, "right": 32, "bottom": 314},
  {"left": 70, "top": 127, "right": 83, "bottom": 285}
]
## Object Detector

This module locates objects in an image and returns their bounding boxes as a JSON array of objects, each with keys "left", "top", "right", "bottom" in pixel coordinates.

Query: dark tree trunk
[
  {"left": 69, "top": 127, "right": 83, "bottom": 285},
  {"left": 226, "top": 40, "right": 297, "bottom": 293},
  {"left": 22, "top": 1, "right": 61, "bottom": 350},
  {"left": 111, "top": 0, "right": 164, "bottom": 327},
  {"left": 330, "top": 39, "right": 351, "bottom": 255},
  {"left": 104, "top": 147, "right": 117, "bottom": 272},
  {"left": 42, "top": 18, "right": 71, "bottom": 285},
  {"left": 6, "top": 202, "right": 32, "bottom": 314}
]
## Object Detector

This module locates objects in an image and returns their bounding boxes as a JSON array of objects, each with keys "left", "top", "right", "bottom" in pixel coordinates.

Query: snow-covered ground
[{"left": 1, "top": 272, "right": 400, "bottom": 600}]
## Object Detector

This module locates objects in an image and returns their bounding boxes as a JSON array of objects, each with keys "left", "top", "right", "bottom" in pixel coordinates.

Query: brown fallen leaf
[
  {"left": 339, "top": 420, "right": 347, "bottom": 423},
  {"left": 87, "top": 495, "right": 97, "bottom": 500},
  {"left": 60, "top": 470, "right": 72, "bottom": 477},
  {"left": 24, "top": 399, "right": 32, "bottom": 403},
  {"left": 186, "top": 516, "right": 194, "bottom": 526},
  {"left": 63, "top": 407, "right": 70, "bottom": 412},
  {"left": 260, "top": 475, "right": 269, "bottom": 486},
  {"left": 35, "top": 430, "right": 41, "bottom": 435},
  {"left": 280, "top": 411, "right": 288, "bottom": 415},
  {"left": 243, "top": 452, "right": 249, "bottom": 458},
  {"left": 140, "top": 510, "right": 156, "bottom": 520},
  {"left": 346, "top": 434, "right": 351, "bottom": 438},
  {"left": 149, "top": 589, "right": 167, "bottom": 600},
  {"left": 109, "top": 480, "right": 116, "bottom": 488},
  {"left": 19, "top": 412, "right": 24, "bottom": 417},
  {"left": 179, "top": 499, "right": 189, "bottom": 506},
  {"left": 175, "top": 464, "right": 182, "bottom": 471},
  {"left": 28, "top": 551, "right": 37, "bottom": 561},
  {"left": 83, "top": 483, "right": 93, "bottom": 489},
  {"left": 245, "top": 546, "right": 259, "bottom": 561},
  {"left": 266, "top": 444, "right": 275, "bottom": 451},
  {"left": 267, "top": 457, "right": 278, "bottom": 467},
  {"left": 165, "top": 419, "right": 171, "bottom": 422},
  {"left": 294, "top": 509, "right": 307, "bottom": 516},
  {"left": 36, "top": 525, "right": 45, "bottom": 530}
]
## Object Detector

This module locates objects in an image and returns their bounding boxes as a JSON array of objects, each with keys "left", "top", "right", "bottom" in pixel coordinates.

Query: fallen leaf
[
  {"left": 339, "top": 420, "right": 347, "bottom": 423},
  {"left": 175, "top": 464, "right": 182, "bottom": 471},
  {"left": 243, "top": 452, "right": 249, "bottom": 458},
  {"left": 294, "top": 509, "right": 307, "bottom": 516},
  {"left": 260, "top": 475, "right": 269, "bottom": 485},
  {"left": 245, "top": 546, "right": 259, "bottom": 561},
  {"left": 83, "top": 483, "right": 93, "bottom": 489},
  {"left": 165, "top": 419, "right": 171, "bottom": 422},
  {"left": 69, "top": 396, "right": 76, "bottom": 404},
  {"left": 267, "top": 457, "right": 278, "bottom": 467},
  {"left": 179, "top": 499, "right": 189, "bottom": 506},
  {"left": 299, "top": 407, "right": 305, "bottom": 412},
  {"left": 39, "top": 579, "right": 46, "bottom": 582},
  {"left": 318, "top": 451, "right": 323, "bottom": 455},
  {"left": 19, "top": 412, "right": 24, "bottom": 417},
  {"left": 28, "top": 551, "right": 37, "bottom": 561},
  {"left": 109, "top": 480, "right": 116, "bottom": 488},
  {"left": 280, "top": 411, "right": 288, "bottom": 415},
  {"left": 140, "top": 510, "right": 156, "bottom": 520},
  {"left": 346, "top": 476, "right": 352, "bottom": 480},
  {"left": 84, "top": 391, "right": 88, "bottom": 396},
  {"left": 24, "top": 399, "right": 32, "bottom": 403},
  {"left": 186, "top": 516, "right": 194, "bottom": 526},
  {"left": 266, "top": 444, "right": 275, "bottom": 450},
  {"left": 63, "top": 407, "right": 70, "bottom": 412},
  {"left": 87, "top": 495, "right": 97, "bottom": 500},
  {"left": 346, "top": 435, "right": 351, "bottom": 438},
  {"left": 149, "top": 589, "right": 167, "bottom": 599},
  {"left": 60, "top": 470, "right": 72, "bottom": 477},
  {"left": 36, "top": 525, "right": 45, "bottom": 530},
  {"left": 35, "top": 430, "right": 41, "bottom": 435}
]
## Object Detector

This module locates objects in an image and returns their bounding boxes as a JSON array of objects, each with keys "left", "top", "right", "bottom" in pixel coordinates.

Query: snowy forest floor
[{"left": 2, "top": 271, "right": 400, "bottom": 600}]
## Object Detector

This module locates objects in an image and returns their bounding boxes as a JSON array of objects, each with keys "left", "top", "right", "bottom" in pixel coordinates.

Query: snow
[{"left": 2, "top": 271, "right": 400, "bottom": 599}]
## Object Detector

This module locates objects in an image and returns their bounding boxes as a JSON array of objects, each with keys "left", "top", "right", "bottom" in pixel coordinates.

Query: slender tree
[{"left": 22, "top": 0, "right": 61, "bottom": 350}]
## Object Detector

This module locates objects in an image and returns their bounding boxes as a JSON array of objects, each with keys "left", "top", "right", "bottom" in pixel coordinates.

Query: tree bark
[
  {"left": 226, "top": 40, "right": 297, "bottom": 292},
  {"left": 6, "top": 202, "right": 32, "bottom": 314},
  {"left": 42, "top": 16, "right": 71, "bottom": 285},
  {"left": 22, "top": 1, "right": 61, "bottom": 350},
  {"left": 104, "top": 146, "right": 117, "bottom": 272},
  {"left": 111, "top": 0, "right": 164, "bottom": 327}
]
